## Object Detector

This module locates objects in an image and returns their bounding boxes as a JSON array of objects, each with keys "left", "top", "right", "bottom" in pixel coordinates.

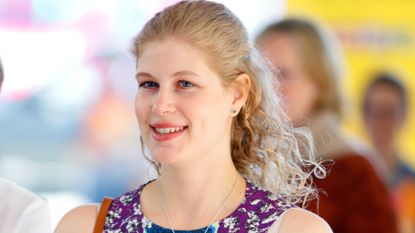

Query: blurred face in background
[
  {"left": 259, "top": 32, "right": 319, "bottom": 126},
  {"left": 364, "top": 83, "right": 406, "bottom": 147}
]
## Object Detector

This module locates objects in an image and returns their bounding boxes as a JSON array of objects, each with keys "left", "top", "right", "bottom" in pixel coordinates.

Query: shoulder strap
[{"left": 93, "top": 197, "right": 113, "bottom": 233}]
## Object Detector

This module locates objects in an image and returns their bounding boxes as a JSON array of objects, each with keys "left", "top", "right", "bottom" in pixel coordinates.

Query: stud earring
[{"left": 231, "top": 108, "right": 238, "bottom": 115}]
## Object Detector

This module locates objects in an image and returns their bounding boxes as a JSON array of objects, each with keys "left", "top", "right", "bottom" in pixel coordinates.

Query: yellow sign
[{"left": 287, "top": 0, "right": 415, "bottom": 167}]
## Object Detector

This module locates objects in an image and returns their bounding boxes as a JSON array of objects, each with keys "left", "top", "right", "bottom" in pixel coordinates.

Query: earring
[{"left": 231, "top": 108, "right": 238, "bottom": 115}]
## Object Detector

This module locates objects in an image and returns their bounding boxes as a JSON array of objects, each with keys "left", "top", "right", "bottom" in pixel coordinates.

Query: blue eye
[
  {"left": 178, "top": 80, "right": 193, "bottom": 88},
  {"left": 139, "top": 81, "right": 158, "bottom": 88}
]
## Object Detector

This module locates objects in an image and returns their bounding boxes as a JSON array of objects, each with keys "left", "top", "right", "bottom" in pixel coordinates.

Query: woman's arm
[
  {"left": 269, "top": 208, "right": 332, "bottom": 233},
  {"left": 54, "top": 205, "right": 98, "bottom": 233}
]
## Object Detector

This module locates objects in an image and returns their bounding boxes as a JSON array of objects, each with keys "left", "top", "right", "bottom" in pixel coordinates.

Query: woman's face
[
  {"left": 135, "top": 39, "right": 235, "bottom": 167},
  {"left": 259, "top": 32, "right": 319, "bottom": 126}
]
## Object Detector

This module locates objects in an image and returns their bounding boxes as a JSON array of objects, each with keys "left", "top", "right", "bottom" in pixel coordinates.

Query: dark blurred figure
[
  {"left": 257, "top": 18, "right": 398, "bottom": 233},
  {"left": 363, "top": 72, "right": 415, "bottom": 233}
]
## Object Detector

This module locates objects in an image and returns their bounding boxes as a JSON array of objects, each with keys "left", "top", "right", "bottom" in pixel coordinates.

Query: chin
[{"left": 152, "top": 150, "right": 184, "bottom": 165}]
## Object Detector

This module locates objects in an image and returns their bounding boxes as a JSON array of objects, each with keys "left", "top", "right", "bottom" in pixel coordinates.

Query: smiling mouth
[
  {"left": 150, "top": 125, "right": 189, "bottom": 141},
  {"left": 153, "top": 126, "right": 186, "bottom": 134}
]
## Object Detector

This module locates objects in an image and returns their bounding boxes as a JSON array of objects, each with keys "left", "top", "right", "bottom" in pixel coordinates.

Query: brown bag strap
[{"left": 93, "top": 197, "right": 113, "bottom": 233}]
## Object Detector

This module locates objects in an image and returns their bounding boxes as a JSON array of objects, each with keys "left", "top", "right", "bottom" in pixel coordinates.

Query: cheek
[
  {"left": 282, "top": 81, "right": 317, "bottom": 106},
  {"left": 303, "top": 81, "right": 319, "bottom": 107},
  {"left": 369, "top": 117, "right": 397, "bottom": 133},
  {"left": 280, "top": 80, "right": 319, "bottom": 121},
  {"left": 186, "top": 92, "right": 231, "bottom": 128},
  {"left": 279, "top": 83, "right": 297, "bottom": 101},
  {"left": 135, "top": 94, "right": 150, "bottom": 126},
  {"left": 190, "top": 98, "right": 223, "bottom": 119}
]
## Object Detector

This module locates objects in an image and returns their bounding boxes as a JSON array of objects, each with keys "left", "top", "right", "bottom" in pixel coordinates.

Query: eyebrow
[
  {"left": 135, "top": 72, "right": 153, "bottom": 79},
  {"left": 135, "top": 70, "right": 200, "bottom": 79},
  {"left": 173, "top": 70, "right": 200, "bottom": 77}
]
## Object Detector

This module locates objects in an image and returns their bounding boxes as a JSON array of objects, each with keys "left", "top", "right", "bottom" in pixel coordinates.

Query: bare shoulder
[
  {"left": 54, "top": 204, "right": 98, "bottom": 233},
  {"left": 277, "top": 208, "right": 332, "bottom": 233}
]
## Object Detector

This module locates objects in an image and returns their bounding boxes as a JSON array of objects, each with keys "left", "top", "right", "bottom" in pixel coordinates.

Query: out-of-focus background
[
  {"left": 287, "top": 0, "right": 415, "bottom": 166},
  {"left": 0, "top": 0, "right": 414, "bottom": 229}
]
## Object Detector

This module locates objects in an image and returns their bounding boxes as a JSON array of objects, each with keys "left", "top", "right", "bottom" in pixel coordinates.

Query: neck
[
  {"left": 159, "top": 153, "right": 239, "bottom": 207},
  {"left": 149, "top": 151, "right": 245, "bottom": 230},
  {"left": 304, "top": 111, "right": 353, "bottom": 159},
  {"left": 374, "top": 142, "right": 399, "bottom": 172}
]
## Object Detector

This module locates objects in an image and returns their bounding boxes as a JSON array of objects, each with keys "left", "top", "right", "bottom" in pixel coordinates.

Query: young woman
[
  {"left": 257, "top": 18, "right": 398, "bottom": 233},
  {"left": 55, "top": 2, "right": 330, "bottom": 232}
]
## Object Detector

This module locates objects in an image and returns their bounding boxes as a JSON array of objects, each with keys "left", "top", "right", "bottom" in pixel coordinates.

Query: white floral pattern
[{"left": 102, "top": 180, "right": 294, "bottom": 232}]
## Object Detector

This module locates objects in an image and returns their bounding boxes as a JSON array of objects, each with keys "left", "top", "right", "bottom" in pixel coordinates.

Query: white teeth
[{"left": 155, "top": 126, "right": 185, "bottom": 134}]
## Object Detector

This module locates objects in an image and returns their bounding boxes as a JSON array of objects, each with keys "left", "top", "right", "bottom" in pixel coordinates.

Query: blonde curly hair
[{"left": 133, "top": 0, "right": 325, "bottom": 206}]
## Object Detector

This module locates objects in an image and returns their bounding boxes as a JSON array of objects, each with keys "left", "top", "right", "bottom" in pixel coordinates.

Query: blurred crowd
[
  {"left": 0, "top": 0, "right": 414, "bottom": 233},
  {"left": 256, "top": 18, "right": 415, "bottom": 233}
]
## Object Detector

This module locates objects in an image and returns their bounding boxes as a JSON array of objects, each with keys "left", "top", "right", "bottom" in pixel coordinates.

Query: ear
[{"left": 231, "top": 73, "right": 251, "bottom": 112}]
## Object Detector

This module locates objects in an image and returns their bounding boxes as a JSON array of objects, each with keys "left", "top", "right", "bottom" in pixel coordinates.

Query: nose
[{"left": 152, "top": 87, "right": 176, "bottom": 116}]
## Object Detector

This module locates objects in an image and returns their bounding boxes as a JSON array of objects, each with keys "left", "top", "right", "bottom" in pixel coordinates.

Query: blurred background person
[
  {"left": 363, "top": 72, "right": 415, "bottom": 233},
  {"left": 0, "top": 58, "right": 52, "bottom": 232},
  {"left": 257, "top": 18, "right": 398, "bottom": 233}
]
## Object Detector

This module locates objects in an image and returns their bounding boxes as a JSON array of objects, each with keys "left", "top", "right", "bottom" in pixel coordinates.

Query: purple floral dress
[{"left": 102, "top": 180, "right": 293, "bottom": 232}]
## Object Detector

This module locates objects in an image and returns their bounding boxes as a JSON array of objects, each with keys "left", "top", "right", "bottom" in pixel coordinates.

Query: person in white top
[
  {"left": 0, "top": 179, "right": 52, "bottom": 233},
  {"left": 0, "top": 60, "right": 52, "bottom": 233}
]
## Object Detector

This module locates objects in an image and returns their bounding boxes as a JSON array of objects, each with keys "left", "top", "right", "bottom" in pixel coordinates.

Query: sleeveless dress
[{"left": 102, "top": 180, "right": 293, "bottom": 233}]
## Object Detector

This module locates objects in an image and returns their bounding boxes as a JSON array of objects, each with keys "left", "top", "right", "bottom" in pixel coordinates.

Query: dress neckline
[{"left": 138, "top": 179, "right": 255, "bottom": 232}]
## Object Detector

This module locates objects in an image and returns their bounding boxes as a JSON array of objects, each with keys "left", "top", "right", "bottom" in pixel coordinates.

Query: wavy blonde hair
[{"left": 133, "top": 0, "right": 325, "bottom": 206}]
